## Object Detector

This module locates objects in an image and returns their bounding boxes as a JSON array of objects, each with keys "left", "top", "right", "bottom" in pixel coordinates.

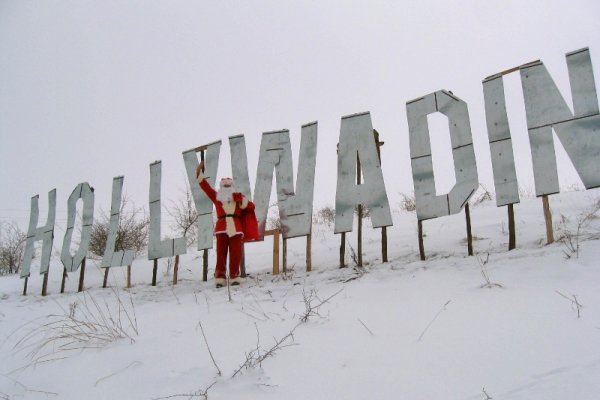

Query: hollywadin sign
[{"left": 19, "top": 47, "right": 600, "bottom": 294}]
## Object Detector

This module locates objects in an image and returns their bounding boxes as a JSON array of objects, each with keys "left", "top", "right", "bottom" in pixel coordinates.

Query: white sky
[{"left": 1, "top": 0, "right": 599, "bottom": 232}]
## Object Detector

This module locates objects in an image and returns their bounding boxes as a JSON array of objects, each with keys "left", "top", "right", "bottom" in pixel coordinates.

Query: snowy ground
[{"left": 1, "top": 189, "right": 600, "bottom": 400}]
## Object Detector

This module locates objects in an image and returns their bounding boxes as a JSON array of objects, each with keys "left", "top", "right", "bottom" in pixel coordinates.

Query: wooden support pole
[
  {"left": 172, "top": 254, "right": 180, "bottom": 285},
  {"left": 127, "top": 265, "right": 132, "bottom": 289},
  {"left": 382, "top": 227, "right": 388, "bottom": 263},
  {"left": 103, "top": 267, "right": 109, "bottom": 288},
  {"left": 356, "top": 154, "right": 363, "bottom": 267},
  {"left": 272, "top": 229, "right": 280, "bottom": 275},
  {"left": 282, "top": 237, "right": 287, "bottom": 273},
  {"left": 340, "top": 232, "right": 346, "bottom": 268},
  {"left": 78, "top": 257, "right": 86, "bottom": 292},
  {"left": 202, "top": 249, "right": 209, "bottom": 282},
  {"left": 41, "top": 272, "right": 49, "bottom": 296},
  {"left": 465, "top": 203, "right": 473, "bottom": 256},
  {"left": 508, "top": 203, "right": 516, "bottom": 250},
  {"left": 152, "top": 259, "right": 158, "bottom": 286},
  {"left": 374, "top": 129, "right": 388, "bottom": 263},
  {"left": 22, "top": 276, "right": 29, "bottom": 296},
  {"left": 61, "top": 268, "right": 68, "bottom": 293},
  {"left": 418, "top": 220, "right": 425, "bottom": 261},
  {"left": 306, "top": 230, "right": 312, "bottom": 272},
  {"left": 542, "top": 195, "right": 554, "bottom": 244}
]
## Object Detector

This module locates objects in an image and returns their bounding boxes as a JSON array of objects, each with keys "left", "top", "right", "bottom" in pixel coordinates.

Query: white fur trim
[
  {"left": 214, "top": 277, "right": 226, "bottom": 287},
  {"left": 230, "top": 276, "right": 244, "bottom": 285},
  {"left": 197, "top": 171, "right": 205, "bottom": 185}
]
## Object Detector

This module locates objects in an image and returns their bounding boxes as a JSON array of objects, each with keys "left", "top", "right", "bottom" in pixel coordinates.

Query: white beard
[{"left": 216, "top": 186, "right": 235, "bottom": 203}]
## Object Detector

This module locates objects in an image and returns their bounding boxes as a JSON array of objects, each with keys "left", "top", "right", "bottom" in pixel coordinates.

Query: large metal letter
[
  {"left": 182, "top": 141, "right": 222, "bottom": 250},
  {"left": 148, "top": 161, "right": 187, "bottom": 259},
  {"left": 407, "top": 90, "right": 479, "bottom": 221},
  {"left": 253, "top": 122, "right": 318, "bottom": 239},
  {"left": 520, "top": 47, "right": 600, "bottom": 196},
  {"left": 334, "top": 112, "right": 392, "bottom": 233},
  {"left": 20, "top": 189, "right": 56, "bottom": 278},
  {"left": 483, "top": 75, "right": 520, "bottom": 206},
  {"left": 101, "top": 176, "right": 135, "bottom": 268},
  {"left": 61, "top": 183, "right": 95, "bottom": 272}
]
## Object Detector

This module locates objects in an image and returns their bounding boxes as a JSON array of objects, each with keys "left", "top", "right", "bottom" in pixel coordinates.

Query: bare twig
[
  {"left": 300, "top": 288, "right": 343, "bottom": 323},
  {"left": 358, "top": 318, "right": 375, "bottom": 336},
  {"left": 482, "top": 387, "right": 493, "bottom": 400},
  {"left": 556, "top": 291, "right": 583, "bottom": 318},
  {"left": 417, "top": 300, "right": 451, "bottom": 342},
  {"left": 197, "top": 321, "right": 222, "bottom": 376},
  {"left": 152, "top": 381, "right": 216, "bottom": 400}
]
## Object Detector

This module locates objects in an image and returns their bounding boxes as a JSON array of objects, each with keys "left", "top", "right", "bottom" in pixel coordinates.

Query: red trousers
[{"left": 215, "top": 233, "right": 242, "bottom": 279}]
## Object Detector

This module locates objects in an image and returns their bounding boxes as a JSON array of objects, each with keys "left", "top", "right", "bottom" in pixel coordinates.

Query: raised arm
[{"left": 196, "top": 161, "right": 217, "bottom": 203}]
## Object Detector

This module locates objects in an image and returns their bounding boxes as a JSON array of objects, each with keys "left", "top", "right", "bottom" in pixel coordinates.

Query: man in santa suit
[{"left": 196, "top": 161, "right": 255, "bottom": 288}]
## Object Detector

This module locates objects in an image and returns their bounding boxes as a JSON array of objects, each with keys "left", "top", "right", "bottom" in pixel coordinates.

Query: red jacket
[{"left": 198, "top": 177, "right": 257, "bottom": 239}]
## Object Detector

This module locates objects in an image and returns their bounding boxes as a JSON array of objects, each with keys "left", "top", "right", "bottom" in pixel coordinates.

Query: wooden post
[
  {"left": 202, "top": 249, "right": 209, "bottom": 282},
  {"left": 340, "top": 232, "right": 346, "bottom": 268},
  {"left": 41, "top": 272, "right": 49, "bottom": 296},
  {"left": 465, "top": 203, "right": 473, "bottom": 256},
  {"left": 78, "top": 257, "right": 86, "bottom": 292},
  {"left": 60, "top": 268, "right": 68, "bottom": 293},
  {"left": 542, "top": 195, "right": 554, "bottom": 244},
  {"left": 22, "top": 276, "right": 29, "bottom": 296},
  {"left": 282, "top": 237, "right": 287, "bottom": 273},
  {"left": 152, "top": 259, "right": 158, "bottom": 286},
  {"left": 127, "top": 265, "right": 132, "bottom": 288},
  {"left": 356, "top": 154, "right": 363, "bottom": 267},
  {"left": 418, "top": 220, "right": 425, "bottom": 261},
  {"left": 272, "top": 229, "right": 280, "bottom": 275},
  {"left": 508, "top": 203, "right": 516, "bottom": 250},
  {"left": 172, "top": 254, "right": 179, "bottom": 285},
  {"left": 306, "top": 230, "right": 312, "bottom": 272},
  {"left": 103, "top": 267, "right": 109, "bottom": 288},
  {"left": 374, "top": 129, "right": 388, "bottom": 263}
]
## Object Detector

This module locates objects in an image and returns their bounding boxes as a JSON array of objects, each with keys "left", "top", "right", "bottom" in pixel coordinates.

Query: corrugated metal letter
[
  {"left": 334, "top": 112, "right": 392, "bottom": 233},
  {"left": 61, "top": 183, "right": 95, "bottom": 272},
  {"left": 101, "top": 176, "right": 135, "bottom": 268},
  {"left": 483, "top": 75, "right": 520, "bottom": 206},
  {"left": 253, "top": 123, "right": 318, "bottom": 239},
  {"left": 407, "top": 90, "right": 479, "bottom": 221},
  {"left": 182, "top": 140, "right": 222, "bottom": 250},
  {"left": 148, "top": 161, "right": 187, "bottom": 259},
  {"left": 520, "top": 47, "right": 600, "bottom": 196},
  {"left": 20, "top": 189, "right": 56, "bottom": 278}
]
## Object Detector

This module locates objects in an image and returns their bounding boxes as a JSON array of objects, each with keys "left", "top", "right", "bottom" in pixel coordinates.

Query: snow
[{"left": 2, "top": 190, "right": 600, "bottom": 400}]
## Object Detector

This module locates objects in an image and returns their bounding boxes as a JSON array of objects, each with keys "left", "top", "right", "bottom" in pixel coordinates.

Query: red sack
[{"left": 241, "top": 207, "right": 260, "bottom": 242}]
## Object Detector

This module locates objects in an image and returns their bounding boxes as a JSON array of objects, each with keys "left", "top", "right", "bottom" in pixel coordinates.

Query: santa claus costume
[{"left": 197, "top": 171, "right": 256, "bottom": 287}]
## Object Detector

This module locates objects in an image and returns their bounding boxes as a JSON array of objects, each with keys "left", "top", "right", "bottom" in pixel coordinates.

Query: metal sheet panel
[
  {"left": 61, "top": 183, "right": 95, "bottom": 272},
  {"left": 448, "top": 145, "right": 478, "bottom": 214},
  {"left": 521, "top": 48, "right": 600, "bottom": 195},
  {"left": 148, "top": 161, "right": 187, "bottom": 259},
  {"left": 283, "top": 122, "right": 318, "bottom": 238},
  {"left": 182, "top": 140, "right": 221, "bottom": 250},
  {"left": 20, "top": 189, "right": 56, "bottom": 278},
  {"left": 229, "top": 135, "right": 252, "bottom": 199},
  {"left": 438, "top": 90, "right": 473, "bottom": 149},
  {"left": 407, "top": 91, "right": 478, "bottom": 221},
  {"left": 101, "top": 176, "right": 136, "bottom": 268},
  {"left": 334, "top": 112, "right": 392, "bottom": 233},
  {"left": 410, "top": 156, "right": 448, "bottom": 220},
  {"left": 489, "top": 140, "right": 520, "bottom": 206},
  {"left": 406, "top": 95, "right": 435, "bottom": 159},
  {"left": 483, "top": 76, "right": 520, "bottom": 206},
  {"left": 566, "top": 48, "right": 599, "bottom": 117}
]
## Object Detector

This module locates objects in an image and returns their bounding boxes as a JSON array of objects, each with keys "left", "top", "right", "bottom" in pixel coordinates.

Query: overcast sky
[{"left": 1, "top": 0, "right": 599, "bottom": 235}]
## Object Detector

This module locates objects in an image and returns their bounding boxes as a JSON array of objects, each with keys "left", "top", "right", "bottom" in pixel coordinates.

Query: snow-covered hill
[{"left": 2, "top": 190, "right": 600, "bottom": 400}]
